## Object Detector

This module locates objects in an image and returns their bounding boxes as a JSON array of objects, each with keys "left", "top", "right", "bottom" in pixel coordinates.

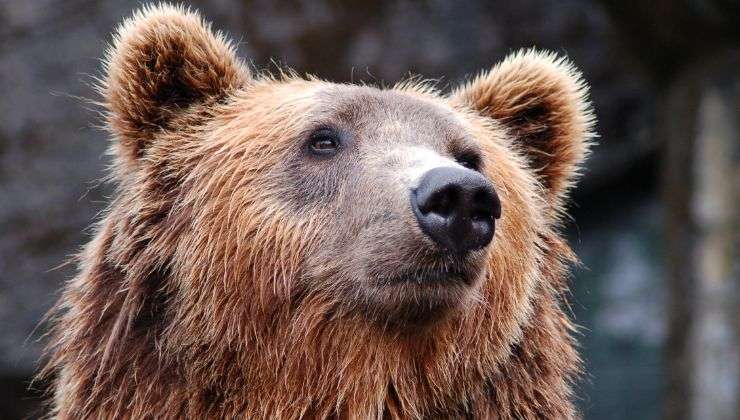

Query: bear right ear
[{"left": 102, "top": 3, "right": 250, "bottom": 166}]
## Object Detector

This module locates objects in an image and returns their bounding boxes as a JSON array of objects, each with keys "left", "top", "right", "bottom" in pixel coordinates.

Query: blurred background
[{"left": 0, "top": 1, "right": 738, "bottom": 419}]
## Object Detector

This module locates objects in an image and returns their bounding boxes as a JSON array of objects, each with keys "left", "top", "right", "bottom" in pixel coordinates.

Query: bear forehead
[{"left": 314, "top": 85, "right": 471, "bottom": 137}]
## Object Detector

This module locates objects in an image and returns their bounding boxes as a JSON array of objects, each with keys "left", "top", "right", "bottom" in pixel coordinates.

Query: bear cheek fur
[{"left": 157, "top": 81, "right": 330, "bottom": 353}]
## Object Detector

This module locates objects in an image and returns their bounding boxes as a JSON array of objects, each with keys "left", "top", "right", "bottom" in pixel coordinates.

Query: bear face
[
  {"left": 45, "top": 4, "right": 594, "bottom": 419},
  {"left": 225, "top": 83, "right": 537, "bottom": 328}
]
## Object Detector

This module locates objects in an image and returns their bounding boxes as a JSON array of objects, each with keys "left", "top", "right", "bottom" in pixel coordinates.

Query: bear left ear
[
  {"left": 450, "top": 49, "right": 595, "bottom": 210},
  {"left": 102, "top": 4, "right": 251, "bottom": 167}
]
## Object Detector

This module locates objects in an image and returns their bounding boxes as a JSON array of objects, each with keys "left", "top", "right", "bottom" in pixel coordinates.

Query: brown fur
[{"left": 42, "top": 4, "right": 595, "bottom": 419}]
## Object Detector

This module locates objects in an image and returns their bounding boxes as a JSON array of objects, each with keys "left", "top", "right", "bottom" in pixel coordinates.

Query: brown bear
[{"left": 42, "top": 3, "right": 595, "bottom": 419}]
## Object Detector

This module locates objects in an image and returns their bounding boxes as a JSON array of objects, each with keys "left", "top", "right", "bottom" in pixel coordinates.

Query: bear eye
[
  {"left": 307, "top": 128, "right": 341, "bottom": 156},
  {"left": 456, "top": 152, "right": 482, "bottom": 171}
]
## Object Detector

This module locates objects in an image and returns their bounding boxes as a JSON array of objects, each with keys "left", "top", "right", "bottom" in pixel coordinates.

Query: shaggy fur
[{"left": 42, "top": 4, "right": 595, "bottom": 419}]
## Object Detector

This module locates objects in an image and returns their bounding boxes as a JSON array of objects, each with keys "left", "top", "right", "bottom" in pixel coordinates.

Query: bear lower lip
[{"left": 375, "top": 267, "right": 468, "bottom": 286}]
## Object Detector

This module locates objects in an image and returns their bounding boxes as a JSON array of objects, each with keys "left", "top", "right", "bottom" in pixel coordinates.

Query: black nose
[{"left": 411, "top": 167, "right": 501, "bottom": 254}]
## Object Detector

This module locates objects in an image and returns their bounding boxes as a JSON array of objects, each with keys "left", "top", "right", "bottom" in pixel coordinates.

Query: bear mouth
[
  {"left": 358, "top": 263, "right": 481, "bottom": 327},
  {"left": 372, "top": 265, "right": 471, "bottom": 287}
]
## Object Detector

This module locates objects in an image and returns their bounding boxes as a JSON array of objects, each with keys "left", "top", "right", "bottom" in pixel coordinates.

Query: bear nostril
[
  {"left": 412, "top": 167, "right": 499, "bottom": 255},
  {"left": 472, "top": 187, "right": 501, "bottom": 220},
  {"left": 421, "top": 186, "right": 459, "bottom": 217},
  {"left": 473, "top": 188, "right": 491, "bottom": 206}
]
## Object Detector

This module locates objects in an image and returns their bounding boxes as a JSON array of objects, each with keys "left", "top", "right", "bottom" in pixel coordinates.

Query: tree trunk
[
  {"left": 661, "top": 66, "right": 701, "bottom": 420},
  {"left": 662, "top": 53, "right": 740, "bottom": 420},
  {"left": 690, "top": 77, "right": 740, "bottom": 420}
]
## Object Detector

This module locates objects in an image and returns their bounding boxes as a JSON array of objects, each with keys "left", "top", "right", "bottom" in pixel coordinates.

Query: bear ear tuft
[
  {"left": 102, "top": 3, "right": 250, "bottom": 165},
  {"left": 450, "top": 49, "right": 595, "bottom": 210}
]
